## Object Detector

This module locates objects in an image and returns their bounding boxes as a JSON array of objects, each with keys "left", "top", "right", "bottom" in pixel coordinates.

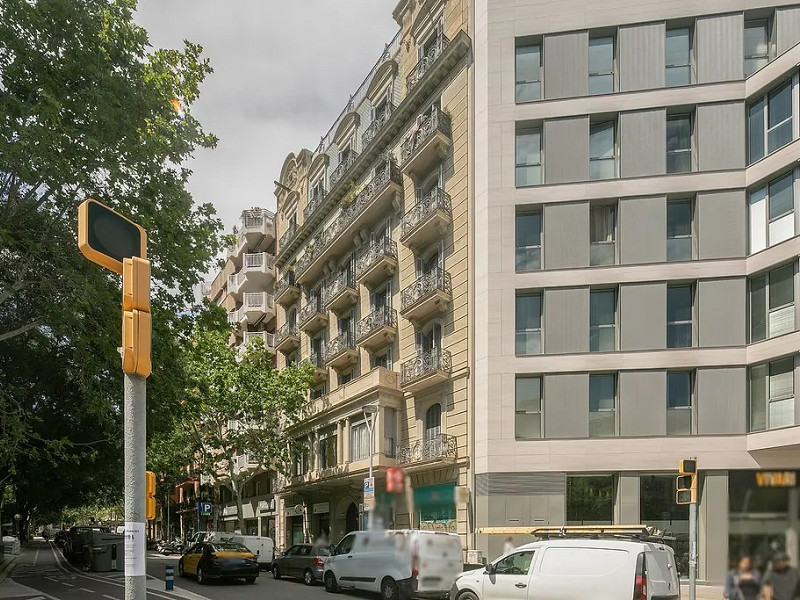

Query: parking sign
[{"left": 364, "top": 477, "right": 375, "bottom": 511}]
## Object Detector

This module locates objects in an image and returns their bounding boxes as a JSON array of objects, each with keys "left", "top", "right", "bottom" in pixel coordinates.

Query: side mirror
[{"left": 484, "top": 563, "right": 496, "bottom": 575}]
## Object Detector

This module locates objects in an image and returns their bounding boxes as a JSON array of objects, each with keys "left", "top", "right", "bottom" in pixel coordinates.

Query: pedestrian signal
[
  {"left": 78, "top": 199, "right": 146, "bottom": 274},
  {"left": 146, "top": 471, "right": 156, "bottom": 521}
]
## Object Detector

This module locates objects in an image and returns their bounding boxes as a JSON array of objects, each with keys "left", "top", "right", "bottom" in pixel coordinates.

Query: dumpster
[{"left": 86, "top": 530, "right": 125, "bottom": 572}]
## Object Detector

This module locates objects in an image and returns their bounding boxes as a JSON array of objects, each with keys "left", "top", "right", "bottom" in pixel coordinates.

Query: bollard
[{"left": 165, "top": 564, "right": 174, "bottom": 591}]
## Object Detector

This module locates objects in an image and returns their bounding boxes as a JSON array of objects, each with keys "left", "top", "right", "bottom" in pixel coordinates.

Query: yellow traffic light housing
[
  {"left": 679, "top": 459, "right": 697, "bottom": 475},
  {"left": 78, "top": 199, "right": 146, "bottom": 274},
  {"left": 123, "top": 257, "right": 151, "bottom": 313},
  {"left": 122, "top": 309, "right": 152, "bottom": 378},
  {"left": 676, "top": 459, "right": 698, "bottom": 505},
  {"left": 146, "top": 471, "right": 156, "bottom": 521}
]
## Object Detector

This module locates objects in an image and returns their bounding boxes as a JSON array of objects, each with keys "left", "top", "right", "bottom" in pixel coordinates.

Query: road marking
[
  {"left": 103, "top": 596, "right": 118, "bottom": 600},
  {"left": 61, "top": 582, "right": 74, "bottom": 586},
  {"left": 79, "top": 587, "right": 95, "bottom": 593},
  {"left": 34, "top": 543, "right": 41, "bottom": 567}
]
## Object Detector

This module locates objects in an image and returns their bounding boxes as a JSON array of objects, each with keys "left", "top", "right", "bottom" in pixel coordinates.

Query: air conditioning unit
[{"left": 466, "top": 550, "right": 484, "bottom": 565}]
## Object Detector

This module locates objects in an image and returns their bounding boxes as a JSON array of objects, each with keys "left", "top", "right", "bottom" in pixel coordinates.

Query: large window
[
  {"left": 640, "top": 475, "right": 689, "bottom": 577},
  {"left": 666, "top": 115, "right": 692, "bottom": 173},
  {"left": 350, "top": 421, "right": 370, "bottom": 461},
  {"left": 516, "top": 212, "right": 542, "bottom": 271},
  {"left": 748, "top": 81, "right": 793, "bottom": 164},
  {"left": 567, "top": 475, "right": 614, "bottom": 525},
  {"left": 667, "top": 200, "right": 693, "bottom": 262},
  {"left": 750, "top": 358, "right": 795, "bottom": 432},
  {"left": 384, "top": 408, "right": 396, "bottom": 457},
  {"left": 319, "top": 430, "right": 337, "bottom": 469},
  {"left": 590, "top": 204, "right": 616, "bottom": 266},
  {"left": 750, "top": 263, "right": 795, "bottom": 342},
  {"left": 589, "top": 374, "right": 616, "bottom": 437},
  {"left": 749, "top": 173, "right": 795, "bottom": 253},
  {"left": 588, "top": 37, "right": 615, "bottom": 95},
  {"left": 744, "top": 19, "right": 770, "bottom": 77},
  {"left": 589, "top": 121, "right": 616, "bottom": 180},
  {"left": 425, "top": 404, "right": 442, "bottom": 439},
  {"left": 667, "top": 285, "right": 693, "bottom": 348},
  {"left": 590, "top": 289, "right": 616, "bottom": 352},
  {"left": 515, "top": 376, "right": 542, "bottom": 440},
  {"left": 665, "top": 28, "right": 691, "bottom": 87},
  {"left": 516, "top": 293, "right": 542, "bottom": 355},
  {"left": 667, "top": 371, "right": 693, "bottom": 435},
  {"left": 516, "top": 44, "right": 541, "bottom": 102},
  {"left": 516, "top": 129, "right": 542, "bottom": 187}
]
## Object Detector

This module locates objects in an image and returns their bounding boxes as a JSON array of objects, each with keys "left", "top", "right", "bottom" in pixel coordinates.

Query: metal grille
[
  {"left": 401, "top": 349, "right": 451, "bottom": 384},
  {"left": 401, "top": 268, "right": 451, "bottom": 311},
  {"left": 356, "top": 308, "right": 397, "bottom": 340},
  {"left": 475, "top": 472, "right": 566, "bottom": 496},
  {"left": 396, "top": 434, "right": 457, "bottom": 465},
  {"left": 401, "top": 106, "right": 452, "bottom": 163},
  {"left": 401, "top": 188, "right": 451, "bottom": 239}
]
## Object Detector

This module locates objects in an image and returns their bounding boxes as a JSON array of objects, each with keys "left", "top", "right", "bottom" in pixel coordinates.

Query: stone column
[
  {"left": 337, "top": 421, "right": 344, "bottom": 466},
  {"left": 343, "top": 418, "right": 352, "bottom": 463}
]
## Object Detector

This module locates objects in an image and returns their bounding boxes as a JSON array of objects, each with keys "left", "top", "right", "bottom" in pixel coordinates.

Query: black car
[
  {"left": 178, "top": 541, "right": 259, "bottom": 585},
  {"left": 272, "top": 544, "right": 331, "bottom": 585}
]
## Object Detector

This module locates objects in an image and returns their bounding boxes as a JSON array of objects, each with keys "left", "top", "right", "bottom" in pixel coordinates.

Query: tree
[{"left": 159, "top": 303, "right": 314, "bottom": 534}]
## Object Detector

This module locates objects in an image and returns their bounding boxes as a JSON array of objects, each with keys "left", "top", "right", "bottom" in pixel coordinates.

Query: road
[{"left": 0, "top": 540, "right": 330, "bottom": 600}]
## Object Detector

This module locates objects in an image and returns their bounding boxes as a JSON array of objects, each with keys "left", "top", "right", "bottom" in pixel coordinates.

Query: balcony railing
[
  {"left": 242, "top": 331, "right": 274, "bottom": 348},
  {"left": 324, "top": 331, "right": 356, "bottom": 363},
  {"left": 401, "top": 106, "right": 451, "bottom": 164},
  {"left": 325, "top": 271, "right": 356, "bottom": 303},
  {"left": 275, "top": 322, "right": 299, "bottom": 346},
  {"left": 304, "top": 186, "right": 328, "bottom": 223},
  {"left": 356, "top": 239, "right": 398, "bottom": 279},
  {"left": 244, "top": 252, "right": 273, "bottom": 270},
  {"left": 396, "top": 433, "right": 457, "bottom": 465},
  {"left": 407, "top": 34, "right": 450, "bottom": 91},
  {"left": 330, "top": 150, "right": 360, "bottom": 188},
  {"left": 402, "top": 188, "right": 451, "bottom": 239},
  {"left": 401, "top": 349, "right": 452, "bottom": 385},
  {"left": 307, "top": 350, "right": 326, "bottom": 369},
  {"left": 362, "top": 103, "right": 397, "bottom": 148},
  {"left": 275, "top": 272, "right": 298, "bottom": 299},
  {"left": 299, "top": 299, "right": 326, "bottom": 327},
  {"left": 401, "top": 269, "right": 452, "bottom": 311},
  {"left": 356, "top": 308, "right": 397, "bottom": 340},
  {"left": 278, "top": 222, "right": 298, "bottom": 252}
]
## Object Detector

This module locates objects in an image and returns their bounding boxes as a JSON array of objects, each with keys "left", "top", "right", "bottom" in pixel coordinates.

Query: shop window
[
  {"left": 640, "top": 474, "right": 689, "bottom": 577},
  {"left": 566, "top": 475, "right": 614, "bottom": 525}
]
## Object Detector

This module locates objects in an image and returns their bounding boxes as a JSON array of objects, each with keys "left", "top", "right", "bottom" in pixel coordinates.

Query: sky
[{"left": 134, "top": 0, "right": 399, "bottom": 232}]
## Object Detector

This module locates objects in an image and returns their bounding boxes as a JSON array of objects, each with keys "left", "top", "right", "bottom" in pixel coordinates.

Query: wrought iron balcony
[
  {"left": 356, "top": 308, "right": 397, "bottom": 351},
  {"left": 400, "top": 268, "right": 452, "bottom": 322},
  {"left": 324, "top": 331, "right": 359, "bottom": 370},
  {"left": 298, "top": 299, "right": 328, "bottom": 333},
  {"left": 304, "top": 186, "right": 328, "bottom": 223},
  {"left": 401, "top": 348, "right": 452, "bottom": 392},
  {"left": 295, "top": 239, "right": 322, "bottom": 283},
  {"left": 362, "top": 103, "right": 397, "bottom": 148},
  {"left": 330, "top": 150, "right": 360, "bottom": 189},
  {"left": 356, "top": 240, "right": 398, "bottom": 288},
  {"left": 396, "top": 433, "right": 457, "bottom": 466},
  {"left": 278, "top": 222, "right": 298, "bottom": 254},
  {"left": 275, "top": 272, "right": 300, "bottom": 307},
  {"left": 401, "top": 188, "right": 452, "bottom": 250},
  {"left": 306, "top": 351, "right": 329, "bottom": 384},
  {"left": 325, "top": 271, "right": 358, "bottom": 313},
  {"left": 275, "top": 322, "right": 300, "bottom": 353},
  {"left": 407, "top": 34, "right": 450, "bottom": 92},
  {"left": 400, "top": 106, "right": 452, "bottom": 177}
]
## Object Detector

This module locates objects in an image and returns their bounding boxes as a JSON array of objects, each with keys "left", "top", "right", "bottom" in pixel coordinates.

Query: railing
[
  {"left": 304, "top": 186, "right": 328, "bottom": 222},
  {"left": 396, "top": 433, "right": 457, "bottom": 465},
  {"left": 362, "top": 103, "right": 397, "bottom": 148},
  {"left": 324, "top": 331, "right": 356, "bottom": 362},
  {"left": 325, "top": 271, "right": 356, "bottom": 302},
  {"left": 244, "top": 291, "right": 273, "bottom": 310},
  {"left": 299, "top": 299, "right": 326, "bottom": 326},
  {"left": 356, "top": 308, "right": 397, "bottom": 340},
  {"left": 227, "top": 311, "right": 239, "bottom": 325},
  {"left": 275, "top": 272, "right": 298, "bottom": 298},
  {"left": 407, "top": 34, "right": 450, "bottom": 91},
  {"left": 401, "top": 268, "right": 452, "bottom": 311},
  {"left": 243, "top": 331, "right": 275, "bottom": 348},
  {"left": 275, "top": 322, "right": 299, "bottom": 346},
  {"left": 356, "top": 239, "right": 398, "bottom": 278},
  {"left": 330, "top": 150, "right": 360, "bottom": 188},
  {"left": 307, "top": 350, "right": 326, "bottom": 369},
  {"left": 401, "top": 106, "right": 451, "bottom": 164},
  {"left": 402, "top": 187, "right": 451, "bottom": 239},
  {"left": 401, "top": 349, "right": 452, "bottom": 384},
  {"left": 200, "top": 282, "right": 213, "bottom": 296},
  {"left": 244, "top": 252, "right": 274, "bottom": 270},
  {"left": 278, "top": 222, "right": 298, "bottom": 251}
]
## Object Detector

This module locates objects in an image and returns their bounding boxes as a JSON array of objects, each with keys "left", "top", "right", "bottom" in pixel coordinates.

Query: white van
[
  {"left": 185, "top": 532, "right": 274, "bottom": 570},
  {"left": 324, "top": 529, "right": 463, "bottom": 600},
  {"left": 452, "top": 529, "right": 679, "bottom": 600}
]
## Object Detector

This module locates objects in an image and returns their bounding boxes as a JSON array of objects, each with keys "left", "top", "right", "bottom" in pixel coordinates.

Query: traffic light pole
[
  {"left": 124, "top": 372, "right": 147, "bottom": 600},
  {"left": 689, "top": 501, "right": 697, "bottom": 600}
]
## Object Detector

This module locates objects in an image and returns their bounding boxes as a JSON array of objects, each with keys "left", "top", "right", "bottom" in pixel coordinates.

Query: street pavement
[{"left": 0, "top": 540, "right": 330, "bottom": 600}]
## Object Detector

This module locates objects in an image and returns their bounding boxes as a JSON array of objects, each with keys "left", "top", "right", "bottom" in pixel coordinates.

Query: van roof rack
[{"left": 476, "top": 525, "right": 675, "bottom": 543}]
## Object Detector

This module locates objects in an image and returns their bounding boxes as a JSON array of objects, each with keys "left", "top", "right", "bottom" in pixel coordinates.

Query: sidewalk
[
  {"left": 684, "top": 584, "right": 723, "bottom": 599},
  {"left": 0, "top": 554, "right": 19, "bottom": 586}
]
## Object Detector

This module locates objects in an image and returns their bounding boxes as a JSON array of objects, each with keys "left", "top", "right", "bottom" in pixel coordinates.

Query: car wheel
[
  {"left": 457, "top": 592, "right": 479, "bottom": 600},
  {"left": 324, "top": 571, "right": 339, "bottom": 593},
  {"left": 245, "top": 577, "right": 256, "bottom": 584},
  {"left": 196, "top": 566, "right": 206, "bottom": 585},
  {"left": 178, "top": 562, "right": 185, "bottom": 577},
  {"left": 381, "top": 577, "right": 399, "bottom": 600},
  {"left": 304, "top": 569, "right": 315, "bottom": 586},
  {"left": 272, "top": 565, "right": 281, "bottom": 579}
]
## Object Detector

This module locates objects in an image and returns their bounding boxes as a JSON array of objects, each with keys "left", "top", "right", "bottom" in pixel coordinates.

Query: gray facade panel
[
  {"left": 619, "top": 22, "right": 666, "bottom": 92},
  {"left": 696, "top": 368, "right": 747, "bottom": 434},
  {"left": 543, "top": 202, "right": 589, "bottom": 269},
  {"left": 544, "top": 117, "right": 589, "bottom": 184},
  {"left": 544, "top": 373, "right": 589, "bottom": 438},
  {"left": 616, "top": 473, "right": 641, "bottom": 524},
  {"left": 619, "top": 371, "right": 666, "bottom": 437},
  {"left": 620, "top": 196, "right": 666, "bottom": 265},
  {"left": 697, "top": 102, "right": 745, "bottom": 171},
  {"left": 699, "top": 471, "right": 729, "bottom": 584},
  {"left": 620, "top": 282, "right": 667, "bottom": 350},
  {"left": 698, "top": 278, "right": 746, "bottom": 347},
  {"left": 697, "top": 190, "right": 747, "bottom": 259},
  {"left": 544, "top": 288, "right": 589, "bottom": 354},
  {"left": 620, "top": 109, "right": 666, "bottom": 177},
  {"left": 543, "top": 31, "right": 589, "bottom": 99},
  {"left": 696, "top": 13, "right": 744, "bottom": 83},
  {"left": 777, "top": 6, "right": 800, "bottom": 54}
]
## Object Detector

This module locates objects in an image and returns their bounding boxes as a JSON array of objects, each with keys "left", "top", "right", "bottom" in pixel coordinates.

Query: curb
[{"left": 0, "top": 553, "right": 19, "bottom": 585}]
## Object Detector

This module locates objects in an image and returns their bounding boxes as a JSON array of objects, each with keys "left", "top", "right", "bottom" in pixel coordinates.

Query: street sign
[
  {"left": 78, "top": 199, "right": 146, "bottom": 274},
  {"left": 364, "top": 477, "right": 375, "bottom": 512},
  {"left": 197, "top": 502, "right": 213, "bottom": 517}
]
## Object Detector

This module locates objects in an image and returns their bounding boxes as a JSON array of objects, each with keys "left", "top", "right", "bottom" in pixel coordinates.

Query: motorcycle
[{"left": 157, "top": 538, "right": 184, "bottom": 555}]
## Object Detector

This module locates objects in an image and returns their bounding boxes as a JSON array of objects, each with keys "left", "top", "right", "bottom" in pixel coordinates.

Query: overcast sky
[{"left": 134, "top": 1, "right": 399, "bottom": 232}]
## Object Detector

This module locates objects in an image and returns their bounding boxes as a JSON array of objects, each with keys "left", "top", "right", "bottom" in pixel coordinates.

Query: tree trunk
[{"left": 232, "top": 478, "right": 245, "bottom": 534}]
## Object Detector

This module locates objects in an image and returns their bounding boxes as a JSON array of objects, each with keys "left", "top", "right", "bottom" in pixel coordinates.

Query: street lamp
[{"left": 362, "top": 405, "right": 379, "bottom": 530}]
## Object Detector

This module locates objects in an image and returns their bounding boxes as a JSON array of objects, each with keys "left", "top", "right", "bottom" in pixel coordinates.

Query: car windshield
[{"left": 211, "top": 542, "right": 250, "bottom": 553}]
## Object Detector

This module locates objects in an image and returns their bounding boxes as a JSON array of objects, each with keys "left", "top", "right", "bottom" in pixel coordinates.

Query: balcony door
[
  {"left": 372, "top": 282, "right": 391, "bottom": 313},
  {"left": 416, "top": 249, "right": 442, "bottom": 278},
  {"left": 339, "top": 310, "right": 354, "bottom": 337},
  {"left": 311, "top": 285, "right": 324, "bottom": 310},
  {"left": 425, "top": 403, "right": 441, "bottom": 440},
  {"left": 311, "top": 333, "right": 325, "bottom": 361},
  {"left": 416, "top": 167, "right": 443, "bottom": 204},
  {"left": 416, "top": 323, "right": 442, "bottom": 353},
  {"left": 287, "top": 308, "right": 297, "bottom": 328}
]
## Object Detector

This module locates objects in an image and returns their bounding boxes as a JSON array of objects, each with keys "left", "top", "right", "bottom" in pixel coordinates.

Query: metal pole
[
  {"left": 124, "top": 373, "right": 147, "bottom": 600},
  {"left": 689, "top": 501, "right": 697, "bottom": 600},
  {"left": 165, "top": 491, "right": 170, "bottom": 540},
  {"left": 367, "top": 412, "right": 374, "bottom": 530}
]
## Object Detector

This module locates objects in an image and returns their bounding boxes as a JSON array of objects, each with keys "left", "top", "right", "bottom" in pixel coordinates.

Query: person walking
[
  {"left": 724, "top": 556, "right": 762, "bottom": 600},
  {"left": 503, "top": 537, "right": 515, "bottom": 556},
  {"left": 762, "top": 553, "right": 800, "bottom": 600}
]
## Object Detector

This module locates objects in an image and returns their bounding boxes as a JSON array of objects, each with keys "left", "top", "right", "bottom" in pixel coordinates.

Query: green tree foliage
[{"left": 0, "top": 0, "right": 221, "bottom": 518}]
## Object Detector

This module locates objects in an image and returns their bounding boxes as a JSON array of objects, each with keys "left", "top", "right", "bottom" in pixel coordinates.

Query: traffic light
[
  {"left": 387, "top": 467, "right": 404, "bottom": 493},
  {"left": 121, "top": 257, "right": 151, "bottom": 378},
  {"left": 146, "top": 471, "right": 156, "bottom": 521},
  {"left": 78, "top": 199, "right": 146, "bottom": 274},
  {"left": 676, "top": 458, "right": 698, "bottom": 505}
]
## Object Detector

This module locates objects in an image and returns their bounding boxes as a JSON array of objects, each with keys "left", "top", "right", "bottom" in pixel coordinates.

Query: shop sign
[
  {"left": 285, "top": 504, "right": 304, "bottom": 517},
  {"left": 222, "top": 505, "right": 238, "bottom": 516},
  {"left": 313, "top": 502, "right": 330, "bottom": 514},
  {"left": 756, "top": 471, "right": 797, "bottom": 488},
  {"left": 258, "top": 498, "right": 276, "bottom": 514}
]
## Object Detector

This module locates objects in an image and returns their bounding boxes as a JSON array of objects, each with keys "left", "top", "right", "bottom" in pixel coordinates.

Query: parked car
[
  {"left": 185, "top": 532, "right": 274, "bottom": 570},
  {"left": 324, "top": 529, "right": 462, "bottom": 600},
  {"left": 272, "top": 543, "right": 331, "bottom": 585},
  {"left": 178, "top": 540, "right": 259, "bottom": 585}
]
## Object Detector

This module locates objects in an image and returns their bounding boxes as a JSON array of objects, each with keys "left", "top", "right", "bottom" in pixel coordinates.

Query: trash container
[{"left": 86, "top": 530, "right": 125, "bottom": 572}]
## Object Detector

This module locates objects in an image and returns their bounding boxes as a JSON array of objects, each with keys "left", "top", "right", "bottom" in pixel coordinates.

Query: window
[
  {"left": 311, "top": 385, "right": 326, "bottom": 400},
  {"left": 666, "top": 115, "right": 692, "bottom": 173},
  {"left": 665, "top": 28, "right": 691, "bottom": 87},
  {"left": 371, "top": 349, "right": 392, "bottom": 370},
  {"left": 744, "top": 19, "right": 770, "bottom": 77},
  {"left": 640, "top": 475, "right": 689, "bottom": 577},
  {"left": 589, "top": 374, "right": 616, "bottom": 437},
  {"left": 292, "top": 442, "right": 309, "bottom": 476},
  {"left": 384, "top": 408, "right": 396, "bottom": 457},
  {"left": 667, "top": 285, "right": 693, "bottom": 348},
  {"left": 516, "top": 45, "right": 541, "bottom": 102},
  {"left": 425, "top": 404, "right": 441, "bottom": 439},
  {"left": 515, "top": 293, "right": 542, "bottom": 355},
  {"left": 350, "top": 421, "right": 370, "bottom": 461},
  {"left": 515, "top": 212, "right": 542, "bottom": 271},
  {"left": 749, "top": 81, "right": 793, "bottom": 164},
  {"left": 590, "top": 289, "right": 616, "bottom": 352},
  {"left": 589, "top": 121, "right": 616, "bottom": 180},
  {"left": 749, "top": 173, "right": 795, "bottom": 253},
  {"left": 515, "top": 129, "right": 542, "bottom": 186},
  {"left": 667, "top": 371, "right": 693, "bottom": 435},
  {"left": 667, "top": 200, "right": 693, "bottom": 262},
  {"left": 750, "top": 263, "right": 795, "bottom": 342},
  {"left": 495, "top": 551, "right": 536, "bottom": 574},
  {"left": 588, "top": 37, "right": 615, "bottom": 95},
  {"left": 567, "top": 475, "right": 614, "bottom": 524},
  {"left": 515, "top": 376, "right": 542, "bottom": 439},
  {"left": 319, "top": 430, "right": 337, "bottom": 469},
  {"left": 750, "top": 357, "right": 795, "bottom": 431},
  {"left": 590, "top": 204, "right": 616, "bottom": 266}
]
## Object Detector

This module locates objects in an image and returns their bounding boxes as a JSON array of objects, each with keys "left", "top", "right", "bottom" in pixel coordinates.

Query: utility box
[{"left": 86, "top": 530, "right": 125, "bottom": 572}]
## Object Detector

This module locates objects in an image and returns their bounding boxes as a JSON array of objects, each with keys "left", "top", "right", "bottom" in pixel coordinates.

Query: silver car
[{"left": 272, "top": 543, "right": 331, "bottom": 585}]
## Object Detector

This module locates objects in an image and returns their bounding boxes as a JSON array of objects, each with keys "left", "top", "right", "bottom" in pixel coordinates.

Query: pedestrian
[
  {"left": 723, "top": 556, "right": 762, "bottom": 600},
  {"left": 503, "top": 537, "right": 515, "bottom": 556},
  {"left": 762, "top": 553, "right": 800, "bottom": 600}
]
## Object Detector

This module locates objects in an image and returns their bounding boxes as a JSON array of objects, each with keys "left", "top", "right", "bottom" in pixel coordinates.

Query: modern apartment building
[
  {"left": 272, "top": 0, "right": 472, "bottom": 549},
  {"left": 473, "top": 0, "right": 800, "bottom": 583}
]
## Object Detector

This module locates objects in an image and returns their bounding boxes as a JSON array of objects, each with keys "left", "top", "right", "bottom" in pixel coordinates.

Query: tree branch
[{"left": 0, "top": 321, "right": 41, "bottom": 342}]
